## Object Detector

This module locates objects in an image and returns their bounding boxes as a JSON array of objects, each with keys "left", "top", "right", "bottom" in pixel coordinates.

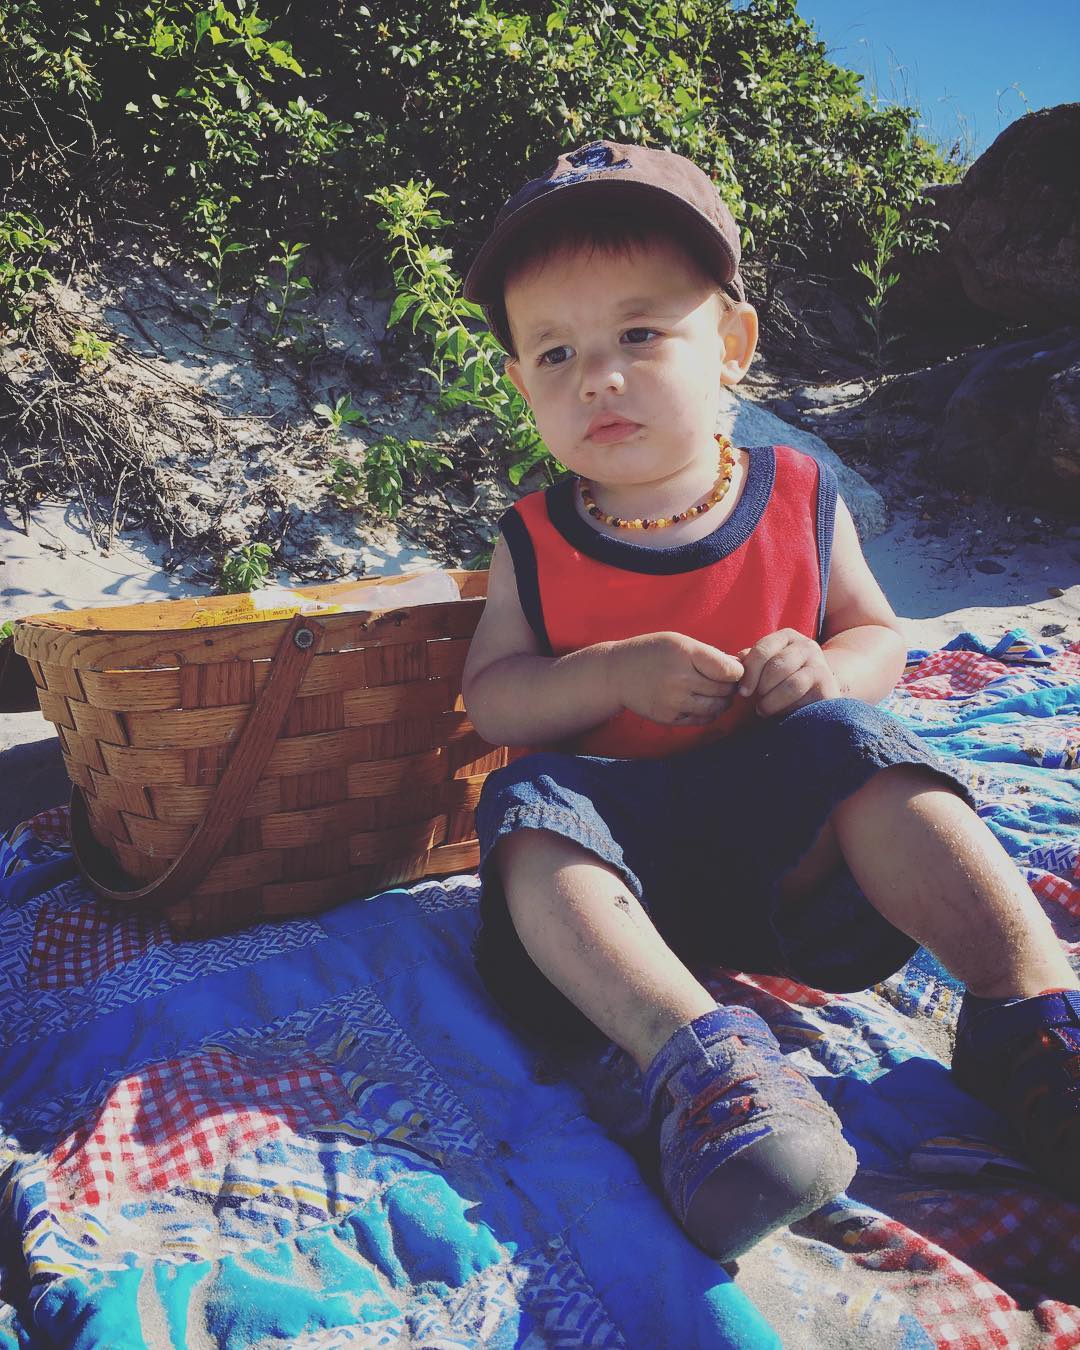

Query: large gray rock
[
  {"left": 930, "top": 324, "right": 1080, "bottom": 507},
  {"left": 720, "top": 390, "right": 887, "bottom": 540},
  {"left": 892, "top": 104, "right": 1080, "bottom": 331},
  {"left": 1034, "top": 361, "right": 1080, "bottom": 499},
  {"left": 952, "top": 104, "right": 1080, "bottom": 325}
]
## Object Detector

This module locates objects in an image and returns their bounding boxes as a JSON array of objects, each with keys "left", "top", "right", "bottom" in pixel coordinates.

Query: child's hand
[
  {"left": 736, "top": 630, "right": 840, "bottom": 717},
  {"left": 611, "top": 633, "right": 744, "bottom": 726}
]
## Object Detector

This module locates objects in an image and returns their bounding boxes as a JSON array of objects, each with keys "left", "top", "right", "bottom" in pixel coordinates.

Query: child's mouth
[{"left": 586, "top": 416, "right": 641, "bottom": 444}]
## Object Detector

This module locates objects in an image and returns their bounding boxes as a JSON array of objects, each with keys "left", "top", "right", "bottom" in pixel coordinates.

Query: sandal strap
[
  {"left": 960, "top": 989, "right": 1080, "bottom": 1061},
  {"left": 1009, "top": 1023, "right": 1080, "bottom": 1098},
  {"left": 643, "top": 1005, "right": 778, "bottom": 1117}
]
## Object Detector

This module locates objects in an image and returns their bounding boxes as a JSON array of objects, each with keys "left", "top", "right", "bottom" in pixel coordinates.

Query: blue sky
[{"left": 788, "top": 1, "right": 1078, "bottom": 160}]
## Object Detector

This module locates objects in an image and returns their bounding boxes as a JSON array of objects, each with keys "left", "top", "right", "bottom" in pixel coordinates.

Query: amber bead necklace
[{"left": 579, "top": 433, "right": 736, "bottom": 531}]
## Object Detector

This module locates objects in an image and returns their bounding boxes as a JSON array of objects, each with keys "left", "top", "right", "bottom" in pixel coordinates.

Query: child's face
[{"left": 503, "top": 235, "right": 755, "bottom": 492}]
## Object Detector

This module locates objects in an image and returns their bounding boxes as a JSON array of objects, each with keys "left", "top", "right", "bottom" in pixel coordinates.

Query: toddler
[{"left": 459, "top": 140, "right": 1080, "bottom": 1263}]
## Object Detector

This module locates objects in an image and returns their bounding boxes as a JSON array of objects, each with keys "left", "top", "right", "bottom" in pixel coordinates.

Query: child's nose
[{"left": 579, "top": 355, "right": 625, "bottom": 399}]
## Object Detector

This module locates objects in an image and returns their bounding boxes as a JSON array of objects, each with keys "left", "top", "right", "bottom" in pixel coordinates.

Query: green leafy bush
[
  {"left": 218, "top": 540, "right": 272, "bottom": 592},
  {"left": 2, "top": 0, "right": 959, "bottom": 289},
  {"left": 316, "top": 395, "right": 367, "bottom": 437},
  {"left": 69, "top": 327, "right": 114, "bottom": 364},
  {"left": 370, "top": 179, "right": 552, "bottom": 484},
  {"left": 363, "top": 434, "right": 452, "bottom": 518},
  {"left": 2, "top": 0, "right": 966, "bottom": 512},
  {"left": 0, "top": 210, "right": 57, "bottom": 327}
]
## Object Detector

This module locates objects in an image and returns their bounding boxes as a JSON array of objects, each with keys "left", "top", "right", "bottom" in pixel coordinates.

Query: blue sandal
[
  {"left": 952, "top": 988, "right": 1080, "bottom": 1198},
  {"left": 643, "top": 1005, "right": 857, "bottom": 1263}
]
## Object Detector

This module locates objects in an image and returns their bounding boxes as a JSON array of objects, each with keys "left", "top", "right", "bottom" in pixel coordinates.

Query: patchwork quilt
[{"left": 0, "top": 632, "right": 1077, "bottom": 1349}]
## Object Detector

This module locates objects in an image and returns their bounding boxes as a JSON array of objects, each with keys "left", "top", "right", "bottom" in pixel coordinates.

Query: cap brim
[{"left": 462, "top": 178, "right": 740, "bottom": 308}]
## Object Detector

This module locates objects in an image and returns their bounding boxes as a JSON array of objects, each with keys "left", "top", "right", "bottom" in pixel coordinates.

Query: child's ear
[
  {"left": 719, "top": 303, "right": 758, "bottom": 388},
  {"left": 505, "top": 357, "right": 532, "bottom": 405}
]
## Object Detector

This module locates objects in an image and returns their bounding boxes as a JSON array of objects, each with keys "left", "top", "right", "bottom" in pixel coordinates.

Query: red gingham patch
[
  {"left": 1028, "top": 869, "right": 1080, "bottom": 919},
  {"left": 26, "top": 806, "right": 71, "bottom": 848},
  {"left": 28, "top": 899, "right": 171, "bottom": 989},
  {"left": 905, "top": 1188, "right": 1080, "bottom": 1292},
  {"left": 830, "top": 1209, "right": 1022, "bottom": 1348},
  {"left": 900, "top": 650, "right": 1010, "bottom": 700},
  {"left": 726, "top": 970, "right": 832, "bottom": 1007},
  {"left": 48, "top": 1049, "right": 356, "bottom": 1208},
  {"left": 1034, "top": 1300, "right": 1080, "bottom": 1345},
  {"left": 1050, "top": 644, "right": 1080, "bottom": 681}
]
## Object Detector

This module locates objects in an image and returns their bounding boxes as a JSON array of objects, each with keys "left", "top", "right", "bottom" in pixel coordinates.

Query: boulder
[
  {"left": 866, "top": 347, "right": 986, "bottom": 421},
  {"left": 929, "top": 324, "right": 1080, "bottom": 508},
  {"left": 720, "top": 389, "right": 887, "bottom": 540},
  {"left": 952, "top": 104, "right": 1080, "bottom": 325},
  {"left": 892, "top": 105, "right": 1080, "bottom": 332},
  {"left": 1034, "top": 362, "right": 1080, "bottom": 497}
]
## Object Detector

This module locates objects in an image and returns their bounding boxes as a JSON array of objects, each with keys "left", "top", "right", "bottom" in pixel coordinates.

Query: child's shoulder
[
  {"left": 771, "top": 441, "right": 824, "bottom": 469},
  {"left": 499, "top": 477, "right": 572, "bottom": 528},
  {"left": 771, "top": 443, "right": 837, "bottom": 493}
]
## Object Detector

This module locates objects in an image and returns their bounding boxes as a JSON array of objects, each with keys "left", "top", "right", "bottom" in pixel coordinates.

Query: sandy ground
[{"left": 1, "top": 482, "right": 1077, "bottom": 832}]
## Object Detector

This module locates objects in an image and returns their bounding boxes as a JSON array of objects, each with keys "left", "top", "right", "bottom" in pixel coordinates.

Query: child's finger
[
  {"left": 674, "top": 694, "right": 731, "bottom": 724},
  {"left": 689, "top": 641, "right": 744, "bottom": 685},
  {"left": 686, "top": 676, "right": 739, "bottom": 699},
  {"left": 752, "top": 646, "right": 806, "bottom": 701},
  {"left": 756, "top": 669, "right": 816, "bottom": 717},
  {"left": 737, "top": 632, "right": 790, "bottom": 697}
]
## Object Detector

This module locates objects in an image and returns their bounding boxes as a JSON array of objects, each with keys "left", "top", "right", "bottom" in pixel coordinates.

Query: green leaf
[{"left": 265, "top": 42, "right": 304, "bottom": 74}]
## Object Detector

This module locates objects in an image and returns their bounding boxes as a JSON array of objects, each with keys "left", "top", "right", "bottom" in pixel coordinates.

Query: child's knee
[
  {"left": 777, "top": 697, "right": 939, "bottom": 772},
  {"left": 494, "top": 827, "right": 621, "bottom": 892}
]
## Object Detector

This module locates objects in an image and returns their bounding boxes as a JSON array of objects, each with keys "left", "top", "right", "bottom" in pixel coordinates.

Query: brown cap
[{"left": 463, "top": 140, "right": 745, "bottom": 350}]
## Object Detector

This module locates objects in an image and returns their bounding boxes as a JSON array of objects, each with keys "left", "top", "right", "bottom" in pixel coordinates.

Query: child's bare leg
[
  {"left": 822, "top": 765, "right": 1077, "bottom": 998},
  {"left": 493, "top": 826, "right": 857, "bottom": 1262},
  {"left": 812, "top": 762, "right": 1080, "bottom": 1200},
  {"left": 493, "top": 828, "right": 715, "bottom": 1069}
]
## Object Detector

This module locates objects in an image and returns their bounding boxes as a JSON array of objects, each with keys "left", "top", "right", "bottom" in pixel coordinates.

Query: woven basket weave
[{"left": 9, "top": 571, "right": 509, "bottom": 936}]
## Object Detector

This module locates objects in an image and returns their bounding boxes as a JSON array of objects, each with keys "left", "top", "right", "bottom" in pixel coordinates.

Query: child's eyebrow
[
  {"left": 523, "top": 299, "right": 675, "bottom": 347},
  {"left": 524, "top": 324, "right": 563, "bottom": 349},
  {"left": 615, "top": 299, "right": 667, "bottom": 317}
]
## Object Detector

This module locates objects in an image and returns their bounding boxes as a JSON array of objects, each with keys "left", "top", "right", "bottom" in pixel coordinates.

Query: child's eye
[
  {"left": 538, "top": 345, "right": 573, "bottom": 367},
  {"left": 622, "top": 327, "right": 660, "bottom": 345}
]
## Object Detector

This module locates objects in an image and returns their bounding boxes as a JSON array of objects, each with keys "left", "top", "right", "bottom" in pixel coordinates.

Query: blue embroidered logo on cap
[
  {"left": 550, "top": 142, "right": 631, "bottom": 190},
  {"left": 505, "top": 143, "right": 633, "bottom": 215}
]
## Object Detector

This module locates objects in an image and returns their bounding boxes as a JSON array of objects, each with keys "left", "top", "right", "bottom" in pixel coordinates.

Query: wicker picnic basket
[{"left": 5, "top": 571, "right": 510, "bottom": 936}]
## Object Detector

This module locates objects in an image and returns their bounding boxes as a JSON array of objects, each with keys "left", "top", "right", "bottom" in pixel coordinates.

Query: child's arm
[
  {"left": 463, "top": 536, "right": 744, "bottom": 747},
  {"left": 737, "top": 496, "right": 906, "bottom": 717}
]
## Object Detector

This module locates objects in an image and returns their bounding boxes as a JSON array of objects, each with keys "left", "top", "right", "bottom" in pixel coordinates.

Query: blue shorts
[{"left": 474, "top": 698, "right": 973, "bottom": 1042}]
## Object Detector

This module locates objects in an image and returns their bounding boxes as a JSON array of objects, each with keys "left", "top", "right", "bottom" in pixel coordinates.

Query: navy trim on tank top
[
  {"left": 498, "top": 505, "right": 554, "bottom": 655},
  {"left": 815, "top": 462, "right": 838, "bottom": 638},
  {"left": 543, "top": 444, "right": 775, "bottom": 575}
]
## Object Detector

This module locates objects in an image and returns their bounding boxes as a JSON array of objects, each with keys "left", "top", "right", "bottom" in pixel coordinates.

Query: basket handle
[{"left": 70, "top": 613, "right": 324, "bottom": 910}]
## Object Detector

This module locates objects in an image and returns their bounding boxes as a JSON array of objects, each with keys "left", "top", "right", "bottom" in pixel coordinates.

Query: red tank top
[{"left": 500, "top": 443, "right": 837, "bottom": 758}]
